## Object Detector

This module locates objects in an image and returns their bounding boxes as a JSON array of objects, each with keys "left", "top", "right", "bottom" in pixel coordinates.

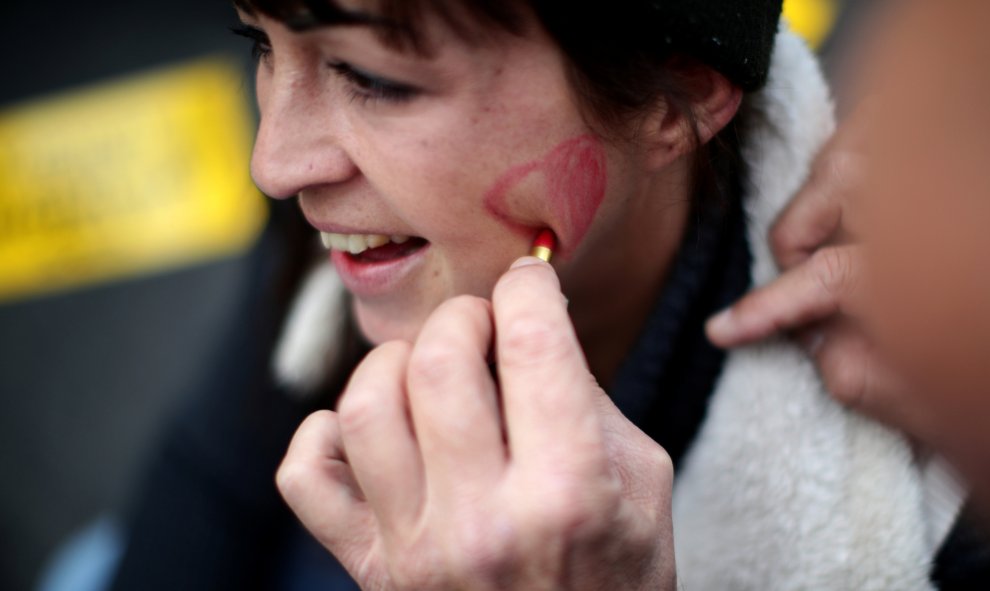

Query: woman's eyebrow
[{"left": 231, "top": 0, "right": 400, "bottom": 33}]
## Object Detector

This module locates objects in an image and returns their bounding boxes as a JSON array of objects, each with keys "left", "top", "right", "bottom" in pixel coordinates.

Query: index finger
[
  {"left": 707, "top": 245, "right": 863, "bottom": 348},
  {"left": 492, "top": 257, "right": 606, "bottom": 475}
]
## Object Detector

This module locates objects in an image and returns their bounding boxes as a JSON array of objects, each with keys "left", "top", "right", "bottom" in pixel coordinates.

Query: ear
[{"left": 640, "top": 65, "right": 743, "bottom": 171}]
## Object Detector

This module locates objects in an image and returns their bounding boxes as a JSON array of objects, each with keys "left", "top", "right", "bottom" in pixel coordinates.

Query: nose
[{"left": 251, "top": 74, "right": 357, "bottom": 199}]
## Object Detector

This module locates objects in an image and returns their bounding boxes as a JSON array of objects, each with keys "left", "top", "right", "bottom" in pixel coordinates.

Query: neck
[{"left": 564, "top": 164, "right": 692, "bottom": 386}]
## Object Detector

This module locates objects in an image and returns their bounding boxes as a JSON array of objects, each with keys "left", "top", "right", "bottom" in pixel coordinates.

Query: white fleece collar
[
  {"left": 273, "top": 26, "right": 962, "bottom": 589},
  {"left": 671, "top": 29, "right": 959, "bottom": 590}
]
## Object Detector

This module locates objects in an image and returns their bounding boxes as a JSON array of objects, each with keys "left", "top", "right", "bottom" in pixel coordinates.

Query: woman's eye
[
  {"left": 327, "top": 62, "right": 420, "bottom": 104},
  {"left": 230, "top": 24, "right": 272, "bottom": 63}
]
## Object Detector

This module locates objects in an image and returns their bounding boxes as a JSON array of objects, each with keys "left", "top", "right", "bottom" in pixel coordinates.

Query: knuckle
[
  {"left": 646, "top": 446, "right": 674, "bottom": 481},
  {"left": 372, "top": 339, "right": 414, "bottom": 363},
  {"left": 407, "top": 341, "right": 464, "bottom": 391},
  {"left": 536, "top": 480, "right": 614, "bottom": 538},
  {"left": 824, "top": 151, "right": 861, "bottom": 190},
  {"left": 821, "top": 150, "right": 846, "bottom": 181},
  {"left": 812, "top": 247, "right": 853, "bottom": 297},
  {"left": 301, "top": 409, "right": 339, "bottom": 435},
  {"left": 614, "top": 445, "right": 673, "bottom": 512},
  {"left": 276, "top": 411, "right": 337, "bottom": 501},
  {"left": 814, "top": 147, "right": 850, "bottom": 188},
  {"left": 499, "top": 315, "right": 571, "bottom": 368},
  {"left": 336, "top": 388, "right": 383, "bottom": 436},
  {"left": 275, "top": 458, "right": 311, "bottom": 505},
  {"left": 336, "top": 344, "right": 409, "bottom": 436},
  {"left": 824, "top": 356, "right": 868, "bottom": 408},
  {"left": 440, "top": 294, "right": 490, "bottom": 318},
  {"left": 769, "top": 221, "right": 798, "bottom": 262},
  {"left": 447, "top": 520, "right": 515, "bottom": 582}
]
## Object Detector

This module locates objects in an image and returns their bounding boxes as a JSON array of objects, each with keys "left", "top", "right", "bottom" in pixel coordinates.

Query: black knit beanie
[
  {"left": 651, "top": 0, "right": 785, "bottom": 91},
  {"left": 534, "top": 0, "right": 784, "bottom": 92},
  {"left": 257, "top": 0, "right": 785, "bottom": 92}
]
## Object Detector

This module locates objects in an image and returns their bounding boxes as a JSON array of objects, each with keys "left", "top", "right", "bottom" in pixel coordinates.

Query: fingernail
[{"left": 510, "top": 256, "right": 548, "bottom": 270}]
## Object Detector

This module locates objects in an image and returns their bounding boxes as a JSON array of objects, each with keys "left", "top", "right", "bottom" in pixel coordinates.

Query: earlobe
[{"left": 640, "top": 66, "right": 743, "bottom": 171}]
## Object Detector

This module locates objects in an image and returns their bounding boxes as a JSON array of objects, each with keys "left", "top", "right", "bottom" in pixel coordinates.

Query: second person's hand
[{"left": 705, "top": 105, "right": 935, "bottom": 442}]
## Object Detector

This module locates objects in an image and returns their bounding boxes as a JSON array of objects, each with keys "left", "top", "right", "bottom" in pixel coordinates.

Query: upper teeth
[{"left": 320, "top": 232, "right": 411, "bottom": 254}]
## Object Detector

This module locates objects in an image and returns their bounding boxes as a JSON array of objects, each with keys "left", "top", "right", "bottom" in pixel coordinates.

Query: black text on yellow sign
[{"left": 0, "top": 58, "right": 267, "bottom": 302}]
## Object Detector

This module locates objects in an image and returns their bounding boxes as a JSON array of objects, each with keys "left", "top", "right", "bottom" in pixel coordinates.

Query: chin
[{"left": 353, "top": 298, "right": 428, "bottom": 346}]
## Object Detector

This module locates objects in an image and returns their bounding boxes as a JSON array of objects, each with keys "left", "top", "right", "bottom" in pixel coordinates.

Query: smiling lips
[
  {"left": 321, "top": 230, "right": 430, "bottom": 297},
  {"left": 320, "top": 231, "right": 428, "bottom": 264}
]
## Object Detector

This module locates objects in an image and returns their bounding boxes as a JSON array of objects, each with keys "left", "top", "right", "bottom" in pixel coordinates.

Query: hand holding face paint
[{"left": 277, "top": 257, "right": 677, "bottom": 591}]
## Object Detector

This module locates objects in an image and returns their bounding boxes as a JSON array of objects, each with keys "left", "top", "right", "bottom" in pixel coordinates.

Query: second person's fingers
[
  {"left": 707, "top": 245, "right": 862, "bottom": 348},
  {"left": 810, "top": 322, "right": 933, "bottom": 441},
  {"left": 770, "top": 104, "right": 872, "bottom": 269},
  {"left": 769, "top": 156, "right": 849, "bottom": 269}
]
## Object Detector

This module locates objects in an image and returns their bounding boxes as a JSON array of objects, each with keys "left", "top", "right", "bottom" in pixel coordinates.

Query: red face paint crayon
[{"left": 530, "top": 229, "right": 557, "bottom": 263}]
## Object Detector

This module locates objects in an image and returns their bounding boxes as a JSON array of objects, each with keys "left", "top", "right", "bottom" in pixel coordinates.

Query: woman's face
[{"left": 240, "top": 2, "right": 688, "bottom": 345}]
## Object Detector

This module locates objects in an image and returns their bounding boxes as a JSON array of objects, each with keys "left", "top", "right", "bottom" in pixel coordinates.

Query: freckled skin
[{"left": 484, "top": 135, "right": 608, "bottom": 257}]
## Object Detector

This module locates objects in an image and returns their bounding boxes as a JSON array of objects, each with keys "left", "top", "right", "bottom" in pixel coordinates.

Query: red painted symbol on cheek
[{"left": 483, "top": 134, "right": 607, "bottom": 255}]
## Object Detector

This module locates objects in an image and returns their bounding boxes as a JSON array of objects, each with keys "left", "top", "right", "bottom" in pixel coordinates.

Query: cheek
[
  {"left": 483, "top": 134, "right": 607, "bottom": 253},
  {"left": 544, "top": 135, "right": 608, "bottom": 247}
]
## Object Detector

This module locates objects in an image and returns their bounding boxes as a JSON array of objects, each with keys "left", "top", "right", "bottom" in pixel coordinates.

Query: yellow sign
[
  {"left": 784, "top": 0, "right": 840, "bottom": 50},
  {"left": 0, "top": 58, "right": 266, "bottom": 301}
]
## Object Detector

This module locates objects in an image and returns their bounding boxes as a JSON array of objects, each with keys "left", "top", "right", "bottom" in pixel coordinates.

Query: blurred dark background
[
  {"left": 0, "top": 1, "right": 869, "bottom": 590},
  {"left": 1, "top": 2, "right": 268, "bottom": 590}
]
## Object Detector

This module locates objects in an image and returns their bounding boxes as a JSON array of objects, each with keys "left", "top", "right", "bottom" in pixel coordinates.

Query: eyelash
[
  {"left": 230, "top": 24, "right": 419, "bottom": 105},
  {"left": 326, "top": 61, "right": 419, "bottom": 104},
  {"left": 230, "top": 25, "right": 272, "bottom": 62}
]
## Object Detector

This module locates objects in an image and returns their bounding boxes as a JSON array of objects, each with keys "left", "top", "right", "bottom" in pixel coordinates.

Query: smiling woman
[
  {"left": 105, "top": 1, "right": 988, "bottom": 590},
  {"left": 232, "top": 0, "right": 754, "bottom": 379}
]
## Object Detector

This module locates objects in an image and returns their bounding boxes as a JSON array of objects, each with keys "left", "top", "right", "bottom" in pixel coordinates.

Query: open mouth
[{"left": 320, "top": 232, "right": 429, "bottom": 263}]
